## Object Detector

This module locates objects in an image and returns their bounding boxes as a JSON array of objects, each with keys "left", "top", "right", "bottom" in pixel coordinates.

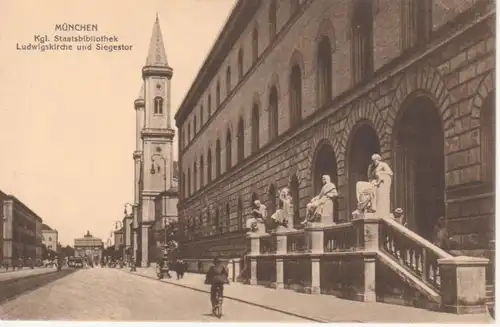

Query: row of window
[
  {"left": 182, "top": 181, "right": 301, "bottom": 237},
  {"left": 182, "top": 0, "right": 302, "bottom": 149},
  {"left": 181, "top": 0, "right": 433, "bottom": 200}
]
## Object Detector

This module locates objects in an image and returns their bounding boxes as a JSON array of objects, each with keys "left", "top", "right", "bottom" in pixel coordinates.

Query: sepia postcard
[{"left": 0, "top": 0, "right": 496, "bottom": 325}]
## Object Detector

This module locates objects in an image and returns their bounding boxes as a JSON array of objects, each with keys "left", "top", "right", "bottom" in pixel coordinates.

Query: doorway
[{"left": 393, "top": 95, "right": 445, "bottom": 240}]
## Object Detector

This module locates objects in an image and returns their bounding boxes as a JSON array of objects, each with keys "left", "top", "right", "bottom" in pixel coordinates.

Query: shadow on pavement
[{"left": 0, "top": 269, "right": 78, "bottom": 304}]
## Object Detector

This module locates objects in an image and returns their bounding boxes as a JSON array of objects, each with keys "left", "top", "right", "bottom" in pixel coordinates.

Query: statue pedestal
[{"left": 351, "top": 212, "right": 381, "bottom": 251}]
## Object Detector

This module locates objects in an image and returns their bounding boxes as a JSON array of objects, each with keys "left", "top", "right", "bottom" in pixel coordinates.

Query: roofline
[
  {"left": 5, "top": 194, "right": 43, "bottom": 222},
  {"left": 174, "top": 0, "right": 260, "bottom": 125}
]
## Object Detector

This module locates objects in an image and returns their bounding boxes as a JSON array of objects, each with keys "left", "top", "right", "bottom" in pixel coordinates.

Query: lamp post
[{"left": 150, "top": 154, "right": 167, "bottom": 192}]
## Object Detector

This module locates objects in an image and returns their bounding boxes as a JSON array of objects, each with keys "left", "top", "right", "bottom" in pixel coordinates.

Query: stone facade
[
  {"left": 175, "top": 0, "right": 495, "bottom": 258},
  {"left": 42, "top": 225, "right": 58, "bottom": 252},
  {"left": 1, "top": 192, "right": 44, "bottom": 266}
]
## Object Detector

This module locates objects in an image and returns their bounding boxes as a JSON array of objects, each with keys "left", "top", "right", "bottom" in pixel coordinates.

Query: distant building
[
  {"left": 41, "top": 224, "right": 58, "bottom": 252},
  {"left": 113, "top": 228, "right": 124, "bottom": 251},
  {"left": 1, "top": 191, "right": 43, "bottom": 266},
  {"left": 74, "top": 231, "right": 103, "bottom": 263}
]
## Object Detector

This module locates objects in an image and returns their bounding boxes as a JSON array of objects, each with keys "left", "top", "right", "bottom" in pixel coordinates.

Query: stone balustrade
[{"left": 245, "top": 213, "right": 490, "bottom": 314}]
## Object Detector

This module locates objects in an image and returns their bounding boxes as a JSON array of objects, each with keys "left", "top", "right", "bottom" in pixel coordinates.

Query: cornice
[
  {"left": 141, "top": 127, "right": 175, "bottom": 140},
  {"left": 134, "top": 99, "right": 145, "bottom": 110},
  {"left": 142, "top": 65, "right": 173, "bottom": 80}
]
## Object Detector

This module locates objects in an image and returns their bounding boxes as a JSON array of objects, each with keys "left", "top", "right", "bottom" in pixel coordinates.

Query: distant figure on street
[{"left": 175, "top": 259, "right": 188, "bottom": 279}]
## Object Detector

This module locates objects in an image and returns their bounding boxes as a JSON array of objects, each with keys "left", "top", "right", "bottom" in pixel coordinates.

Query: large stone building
[
  {"left": 41, "top": 224, "right": 58, "bottom": 252},
  {"left": 1, "top": 191, "right": 44, "bottom": 266},
  {"left": 74, "top": 231, "right": 103, "bottom": 263},
  {"left": 175, "top": 0, "right": 495, "bottom": 259},
  {"left": 129, "top": 16, "right": 179, "bottom": 266}
]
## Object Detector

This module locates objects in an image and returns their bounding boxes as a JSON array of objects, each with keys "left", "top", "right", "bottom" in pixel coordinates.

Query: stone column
[
  {"left": 438, "top": 256, "right": 490, "bottom": 314},
  {"left": 247, "top": 233, "right": 261, "bottom": 285},
  {"left": 140, "top": 224, "right": 150, "bottom": 267},
  {"left": 275, "top": 231, "right": 288, "bottom": 289},
  {"left": 304, "top": 223, "right": 325, "bottom": 294},
  {"left": 362, "top": 254, "right": 377, "bottom": 302},
  {"left": 250, "top": 258, "right": 258, "bottom": 285}
]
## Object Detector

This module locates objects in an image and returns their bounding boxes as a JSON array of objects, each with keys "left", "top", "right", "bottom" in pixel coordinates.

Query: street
[{"left": 0, "top": 268, "right": 308, "bottom": 322}]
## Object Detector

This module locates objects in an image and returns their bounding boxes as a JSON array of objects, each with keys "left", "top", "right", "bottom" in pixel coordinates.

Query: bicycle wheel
[{"left": 216, "top": 287, "right": 223, "bottom": 318}]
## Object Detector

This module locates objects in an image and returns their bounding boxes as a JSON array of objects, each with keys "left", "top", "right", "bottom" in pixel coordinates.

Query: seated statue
[
  {"left": 353, "top": 153, "right": 393, "bottom": 218},
  {"left": 246, "top": 200, "right": 267, "bottom": 234},
  {"left": 271, "top": 187, "right": 293, "bottom": 229},
  {"left": 302, "top": 175, "right": 338, "bottom": 224}
]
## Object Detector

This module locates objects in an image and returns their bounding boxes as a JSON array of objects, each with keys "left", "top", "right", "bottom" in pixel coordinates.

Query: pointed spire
[{"left": 145, "top": 15, "right": 168, "bottom": 67}]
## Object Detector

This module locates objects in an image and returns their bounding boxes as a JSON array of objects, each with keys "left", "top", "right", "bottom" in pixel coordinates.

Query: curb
[{"left": 124, "top": 269, "right": 354, "bottom": 323}]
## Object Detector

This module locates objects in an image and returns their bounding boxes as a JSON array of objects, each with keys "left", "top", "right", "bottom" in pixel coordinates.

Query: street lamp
[{"left": 150, "top": 154, "right": 167, "bottom": 191}]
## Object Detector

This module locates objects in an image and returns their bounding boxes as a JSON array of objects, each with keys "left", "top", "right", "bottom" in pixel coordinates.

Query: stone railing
[
  {"left": 246, "top": 214, "right": 490, "bottom": 314},
  {"left": 379, "top": 218, "right": 452, "bottom": 291}
]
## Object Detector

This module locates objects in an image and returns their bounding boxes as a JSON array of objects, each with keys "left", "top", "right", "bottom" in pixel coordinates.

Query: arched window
[
  {"left": 194, "top": 115, "right": 197, "bottom": 134},
  {"left": 481, "top": 93, "right": 495, "bottom": 186},
  {"left": 207, "top": 149, "right": 212, "bottom": 182},
  {"left": 289, "top": 65, "right": 302, "bottom": 127},
  {"left": 252, "top": 28, "right": 259, "bottom": 63},
  {"left": 200, "top": 155, "right": 204, "bottom": 188},
  {"left": 237, "top": 118, "right": 245, "bottom": 162},
  {"left": 268, "top": 85, "right": 279, "bottom": 140},
  {"left": 402, "top": 0, "right": 432, "bottom": 50},
  {"left": 238, "top": 48, "right": 244, "bottom": 81},
  {"left": 216, "top": 81, "right": 221, "bottom": 107},
  {"left": 182, "top": 172, "right": 186, "bottom": 198},
  {"left": 251, "top": 104, "right": 260, "bottom": 153},
  {"left": 317, "top": 36, "right": 333, "bottom": 108},
  {"left": 226, "top": 66, "right": 232, "bottom": 95},
  {"left": 154, "top": 97, "right": 164, "bottom": 114},
  {"left": 225, "top": 202, "right": 230, "bottom": 233},
  {"left": 237, "top": 197, "right": 243, "bottom": 230},
  {"left": 226, "top": 129, "right": 232, "bottom": 171},
  {"left": 351, "top": 0, "right": 374, "bottom": 84},
  {"left": 268, "top": 184, "right": 277, "bottom": 215},
  {"left": 290, "top": 0, "right": 299, "bottom": 14},
  {"left": 215, "top": 207, "right": 220, "bottom": 232},
  {"left": 215, "top": 139, "right": 221, "bottom": 178},
  {"left": 187, "top": 167, "right": 191, "bottom": 196},
  {"left": 200, "top": 106, "right": 204, "bottom": 126},
  {"left": 193, "top": 161, "right": 197, "bottom": 193},
  {"left": 208, "top": 94, "right": 212, "bottom": 116},
  {"left": 290, "top": 175, "right": 300, "bottom": 227},
  {"left": 269, "top": 0, "right": 277, "bottom": 39}
]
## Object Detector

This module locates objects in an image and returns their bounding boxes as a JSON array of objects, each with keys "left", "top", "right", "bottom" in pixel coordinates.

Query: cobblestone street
[{"left": 0, "top": 268, "right": 308, "bottom": 322}]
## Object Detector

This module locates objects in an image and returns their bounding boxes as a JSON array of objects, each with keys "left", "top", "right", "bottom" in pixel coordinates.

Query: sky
[{"left": 0, "top": 0, "right": 236, "bottom": 246}]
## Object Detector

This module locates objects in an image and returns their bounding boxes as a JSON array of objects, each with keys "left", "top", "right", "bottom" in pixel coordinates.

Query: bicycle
[{"left": 212, "top": 284, "right": 224, "bottom": 318}]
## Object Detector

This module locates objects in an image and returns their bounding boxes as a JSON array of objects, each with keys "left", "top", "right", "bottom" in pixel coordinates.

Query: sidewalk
[
  {"left": 0, "top": 267, "right": 54, "bottom": 282},
  {"left": 125, "top": 265, "right": 492, "bottom": 323}
]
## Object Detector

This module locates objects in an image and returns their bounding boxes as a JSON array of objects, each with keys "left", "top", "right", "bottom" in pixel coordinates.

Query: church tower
[{"left": 138, "top": 15, "right": 175, "bottom": 266}]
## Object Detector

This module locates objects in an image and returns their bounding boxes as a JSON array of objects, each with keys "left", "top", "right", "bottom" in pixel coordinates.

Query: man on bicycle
[{"left": 205, "top": 257, "right": 229, "bottom": 316}]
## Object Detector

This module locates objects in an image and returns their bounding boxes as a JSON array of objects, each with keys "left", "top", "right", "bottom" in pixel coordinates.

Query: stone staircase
[{"left": 239, "top": 215, "right": 492, "bottom": 315}]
